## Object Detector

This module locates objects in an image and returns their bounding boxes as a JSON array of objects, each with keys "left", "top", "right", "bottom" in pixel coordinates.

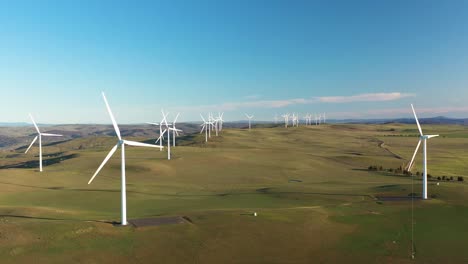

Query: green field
[{"left": 0, "top": 124, "right": 467, "bottom": 263}]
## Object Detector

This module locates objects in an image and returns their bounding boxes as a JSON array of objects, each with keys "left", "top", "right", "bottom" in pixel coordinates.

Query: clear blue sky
[{"left": 1, "top": 0, "right": 468, "bottom": 123}]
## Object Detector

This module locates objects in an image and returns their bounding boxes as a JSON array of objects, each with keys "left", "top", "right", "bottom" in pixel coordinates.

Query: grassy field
[{"left": 0, "top": 124, "right": 467, "bottom": 263}]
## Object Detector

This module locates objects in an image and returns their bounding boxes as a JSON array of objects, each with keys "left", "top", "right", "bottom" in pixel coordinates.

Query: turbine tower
[
  {"left": 406, "top": 104, "right": 439, "bottom": 200},
  {"left": 88, "top": 92, "right": 163, "bottom": 225},
  {"left": 25, "top": 114, "right": 63, "bottom": 172}
]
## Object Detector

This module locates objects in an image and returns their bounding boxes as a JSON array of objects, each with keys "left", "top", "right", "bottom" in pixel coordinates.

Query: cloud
[
  {"left": 318, "top": 92, "right": 414, "bottom": 103},
  {"left": 177, "top": 92, "right": 413, "bottom": 112},
  {"left": 327, "top": 106, "right": 468, "bottom": 119}
]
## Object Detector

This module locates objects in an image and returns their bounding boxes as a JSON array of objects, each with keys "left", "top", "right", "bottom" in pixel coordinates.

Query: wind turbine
[
  {"left": 160, "top": 110, "right": 182, "bottom": 160},
  {"left": 171, "top": 113, "right": 181, "bottom": 147},
  {"left": 406, "top": 104, "right": 439, "bottom": 200},
  {"left": 245, "top": 114, "right": 254, "bottom": 131},
  {"left": 304, "top": 114, "right": 311, "bottom": 126},
  {"left": 88, "top": 92, "right": 163, "bottom": 226},
  {"left": 217, "top": 112, "right": 224, "bottom": 132},
  {"left": 211, "top": 113, "right": 220, "bottom": 136},
  {"left": 146, "top": 111, "right": 167, "bottom": 152},
  {"left": 282, "top": 113, "right": 289, "bottom": 128},
  {"left": 25, "top": 114, "right": 62, "bottom": 172},
  {"left": 200, "top": 114, "right": 213, "bottom": 142}
]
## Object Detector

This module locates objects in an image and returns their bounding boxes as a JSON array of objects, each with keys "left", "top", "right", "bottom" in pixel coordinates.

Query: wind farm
[
  {"left": 1, "top": 1, "right": 468, "bottom": 263},
  {"left": 1, "top": 115, "right": 467, "bottom": 263}
]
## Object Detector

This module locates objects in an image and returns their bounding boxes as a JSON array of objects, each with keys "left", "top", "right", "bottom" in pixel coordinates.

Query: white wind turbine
[
  {"left": 245, "top": 114, "right": 254, "bottom": 131},
  {"left": 171, "top": 113, "right": 181, "bottom": 147},
  {"left": 304, "top": 114, "right": 311, "bottom": 126},
  {"left": 146, "top": 110, "right": 168, "bottom": 152},
  {"left": 282, "top": 113, "right": 290, "bottom": 128},
  {"left": 160, "top": 110, "right": 182, "bottom": 160},
  {"left": 200, "top": 114, "right": 213, "bottom": 142},
  {"left": 406, "top": 104, "right": 439, "bottom": 200},
  {"left": 88, "top": 92, "right": 163, "bottom": 226},
  {"left": 211, "top": 113, "right": 220, "bottom": 136},
  {"left": 217, "top": 112, "right": 225, "bottom": 132},
  {"left": 25, "top": 114, "right": 63, "bottom": 172}
]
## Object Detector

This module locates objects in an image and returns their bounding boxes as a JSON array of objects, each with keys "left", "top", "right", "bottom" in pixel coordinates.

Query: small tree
[
  {"left": 457, "top": 176, "right": 464, "bottom": 182},
  {"left": 450, "top": 176, "right": 454, "bottom": 181},
  {"left": 437, "top": 176, "right": 441, "bottom": 181},
  {"left": 442, "top": 176, "right": 446, "bottom": 180}
]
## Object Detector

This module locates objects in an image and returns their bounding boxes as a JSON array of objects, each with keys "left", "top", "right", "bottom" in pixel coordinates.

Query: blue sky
[{"left": 1, "top": 0, "right": 468, "bottom": 123}]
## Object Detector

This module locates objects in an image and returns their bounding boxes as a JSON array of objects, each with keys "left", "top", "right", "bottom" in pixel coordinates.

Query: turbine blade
[
  {"left": 88, "top": 144, "right": 119, "bottom": 184},
  {"left": 411, "top": 104, "right": 423, "bottom": 136},
  {"left": 102, "top": 92, "right": 122, "bottom": 140},
  {"left": 427, "top": 135, "right": 439, "bottom": 139},
  {"left": 29, "top": 114, "right": 40, "bottom": 133},
  {"left": 156, "top": 129, "right": 167, "bottom": 143},
  {"left": 124, "top": 140, "right": 163, "bottom": 148},
  {"left": 200, "top": 114, "right": 206, "bottom": 122},
  {"left": 161, "top": 110, "right": 169, "bottom": 127},
  {"left": 41, "top": 133, "right": 63, "bottom": 137},
  {"left": 25, "top": 136, "right": 38, "bottom": 153},
  {"left": 173, "top": 113, "right": 180, "bottom": 124},
  {"left": 407, "top": 139, "right": 422, "bottom": 171},
  {"left": 146, "top": 122, "right": 160, "bottom": 126}
]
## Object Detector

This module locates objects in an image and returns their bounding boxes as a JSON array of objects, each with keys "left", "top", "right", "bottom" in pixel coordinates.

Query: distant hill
[
  {"left": 0, "top": 117, "right": 466, "bottom": 149},
  {"left": 333, "top": 116, "right": 468, "bottom": 125}
]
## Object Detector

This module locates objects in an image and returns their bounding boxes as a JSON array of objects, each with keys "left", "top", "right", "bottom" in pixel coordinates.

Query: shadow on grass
[
  {"left": 14, "top": 139, "right": 72, "bottom": 151},
  {"left": 0, "top": 180, "right": 374, "bottom": 200},
  {"left": 0, "top": 154, "right": 79, "bottom": 169},
  {"left": 0, "top": 214, "right": 115, "bottom": 225},
  {"left": 0, "top": 213, "right": 193, "bottom": 227}
]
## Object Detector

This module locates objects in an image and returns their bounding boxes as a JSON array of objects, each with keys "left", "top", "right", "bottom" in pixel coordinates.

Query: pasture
[{"left": 0, "top": 124, "right": 467, "bottom": 263}]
